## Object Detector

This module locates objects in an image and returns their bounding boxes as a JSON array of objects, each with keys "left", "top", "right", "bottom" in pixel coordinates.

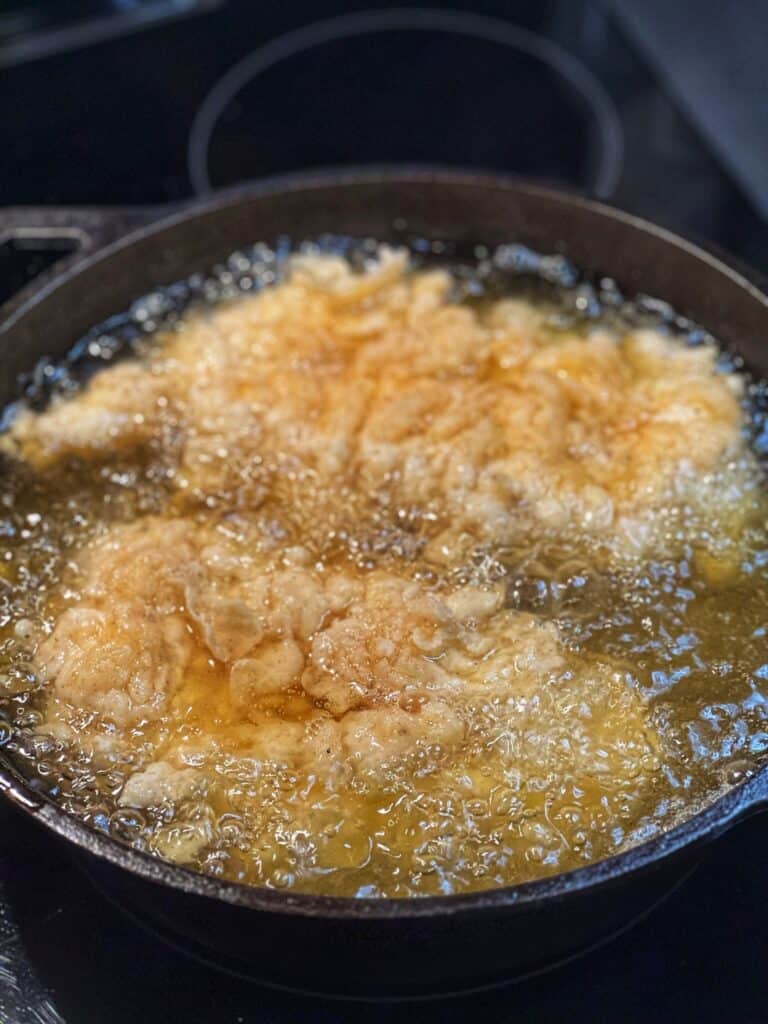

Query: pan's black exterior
[{"left": 2, "top": 170, "right": 768, "bottom": 997}]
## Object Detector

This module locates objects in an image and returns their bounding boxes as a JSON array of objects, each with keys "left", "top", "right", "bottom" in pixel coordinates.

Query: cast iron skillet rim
[
  {"left": 11, "top": 769, "right": 766, "bottom": 919},
  {"left": 2, "top": 165, "right": 768, "bottom": 919},
  {"left": 2, "top": 166, "right": 768, "bottom": 338}
]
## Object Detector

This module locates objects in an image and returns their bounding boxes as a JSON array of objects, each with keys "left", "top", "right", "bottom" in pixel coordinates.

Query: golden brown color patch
[{"left": 0, "top": 250, "right": 764, "bottom": 897}]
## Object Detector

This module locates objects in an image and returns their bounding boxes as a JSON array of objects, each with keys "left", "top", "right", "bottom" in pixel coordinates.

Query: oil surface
[{"left": 1, "top": 244, "right": 767, "bottom": 899}]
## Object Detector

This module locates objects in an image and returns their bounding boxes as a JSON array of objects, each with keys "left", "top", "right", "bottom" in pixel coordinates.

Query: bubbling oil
[{"left": 1, "top": 242, "right": 768, "bottom": 899}]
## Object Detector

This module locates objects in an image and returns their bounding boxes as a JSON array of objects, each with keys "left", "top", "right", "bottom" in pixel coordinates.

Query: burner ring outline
[{"left": 187, "top": 8, "right": 625, "bottom": 197}]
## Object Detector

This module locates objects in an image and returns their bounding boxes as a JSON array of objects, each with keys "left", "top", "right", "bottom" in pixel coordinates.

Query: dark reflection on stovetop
[
  {"left": 1, "top": 802, "right": 767, "bottom": 1023},
  {"left": 1, "top": 0, "right": 766, "bottom": 272},
  {"left": 195, "top": 21, "right": 621, "bottom": 197}
]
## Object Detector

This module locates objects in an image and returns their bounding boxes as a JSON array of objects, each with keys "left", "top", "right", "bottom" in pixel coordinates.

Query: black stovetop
[{"left": 1, "top": 2, "right": 767, "bottom": 1021}]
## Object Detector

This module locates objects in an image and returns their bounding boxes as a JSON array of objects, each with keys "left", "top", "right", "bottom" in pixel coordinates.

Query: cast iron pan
[{"left": 1, "top": 170, "right": 768, "bottom": 999}]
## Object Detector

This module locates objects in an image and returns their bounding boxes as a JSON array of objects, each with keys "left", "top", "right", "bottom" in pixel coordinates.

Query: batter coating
[{"left": 2, "top": 249, "right": 758, "bottom": 896}]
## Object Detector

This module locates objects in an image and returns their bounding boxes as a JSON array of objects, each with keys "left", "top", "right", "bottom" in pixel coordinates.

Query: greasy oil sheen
[{"left": 0, "top": 247, "right": 767, "bottom": 899}]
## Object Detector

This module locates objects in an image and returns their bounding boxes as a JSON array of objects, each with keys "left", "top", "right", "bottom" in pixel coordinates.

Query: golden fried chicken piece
[
  {"left": 35, "top": 516, "right": 561, "bottom": 779},
  {"left": 33, "top": 513, "right": 659, "bottom": 882},
  {"left": 5, "top": 251, "right": 748, "bottom": 559}
]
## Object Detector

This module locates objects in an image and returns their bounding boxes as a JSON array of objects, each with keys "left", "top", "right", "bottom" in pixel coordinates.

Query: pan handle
[
  {"left": 0, "top": 205, "right": 172, "bottom": 318},
  {"left": 0, "top": 205, "right": 167, "bottom": 254}
]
